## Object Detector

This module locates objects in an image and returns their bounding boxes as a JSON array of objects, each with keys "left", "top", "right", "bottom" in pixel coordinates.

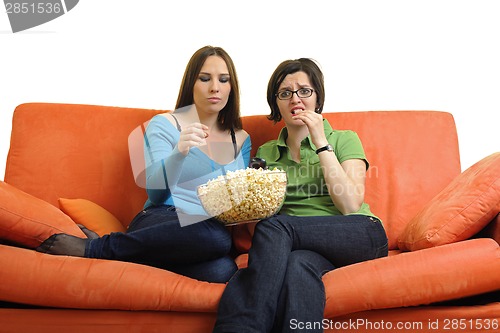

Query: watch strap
[{"left": 315, "top": 144, "right": 333, "bottom": 154}]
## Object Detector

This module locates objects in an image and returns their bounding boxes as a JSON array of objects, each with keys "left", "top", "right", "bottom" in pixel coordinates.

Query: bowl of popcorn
[{"left": 197, "top": 168, "right": 287, "bottom": 225}]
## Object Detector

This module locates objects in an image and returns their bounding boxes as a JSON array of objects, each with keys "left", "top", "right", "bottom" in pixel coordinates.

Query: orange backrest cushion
[{"left": 5, "top": 103, "right": 163, "bottom": 228}]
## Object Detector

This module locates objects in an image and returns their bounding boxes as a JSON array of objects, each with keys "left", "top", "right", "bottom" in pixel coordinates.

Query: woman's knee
[
  {"left": 286, "top": 250, "right": 335, "bottom": 278},
  {"left": 254, "top": 215, "right": 292, "bottom": 236},
  {"left": 210, "top": 256, "right": 238, "bottom": 282},
  {"left": 205, "top": 224, "right": 233, "bottom": 256},
  {"left": 172, "top": 256, "right": 237, "bottom": 283}
]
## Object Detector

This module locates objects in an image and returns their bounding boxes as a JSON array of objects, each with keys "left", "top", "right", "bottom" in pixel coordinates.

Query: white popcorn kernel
[{"left": 197, "top": 168, "right": 287, "bottom": 225}]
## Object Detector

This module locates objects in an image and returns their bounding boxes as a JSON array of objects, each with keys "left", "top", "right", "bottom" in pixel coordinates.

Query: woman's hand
[
  {"left": 292, "top": 109, "right": 328, "bottom": 148},
  {"left": 177, "top": 123, "right": 209, "bottom": 155},
  {"left": 294, "top": 109, "right": 366, "bottom": 214}
]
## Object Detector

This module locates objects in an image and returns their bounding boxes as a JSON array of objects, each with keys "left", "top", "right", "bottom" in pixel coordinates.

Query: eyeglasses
[{"left": 276, "top": 88, "right": 314, "bottom": 100}]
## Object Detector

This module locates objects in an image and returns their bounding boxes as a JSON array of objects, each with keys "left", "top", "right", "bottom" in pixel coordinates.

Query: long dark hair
[
  {"left": 266, "top": 58, "right": 325, "bottom": 123},
  {"left": 175, "top": 46, "right": 242, "bottom": 130}
]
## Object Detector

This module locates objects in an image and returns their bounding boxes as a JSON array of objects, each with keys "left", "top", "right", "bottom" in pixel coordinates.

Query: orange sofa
[{"left": 1, "top": 103, "right": 499, "bottom": 333}]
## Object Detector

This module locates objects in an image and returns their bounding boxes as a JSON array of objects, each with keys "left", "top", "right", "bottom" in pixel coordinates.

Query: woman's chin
[{"left": 285, "top": 117, "right": 305, "bottom": 127}]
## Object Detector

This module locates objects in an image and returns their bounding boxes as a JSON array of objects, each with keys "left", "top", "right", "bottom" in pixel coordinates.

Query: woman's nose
[
  {"left": 290, "top": 92, "right": 302, "bottom": 102},
  {"left": 210, "top": 81, "right": 220, "bottom": 93}
]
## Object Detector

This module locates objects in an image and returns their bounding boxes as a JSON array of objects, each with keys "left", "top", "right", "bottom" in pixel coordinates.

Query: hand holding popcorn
[{"left": 177, "top": 123, "right": 209, "bottom": 155}]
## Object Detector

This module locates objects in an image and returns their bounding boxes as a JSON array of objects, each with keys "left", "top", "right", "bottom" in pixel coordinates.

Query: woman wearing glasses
[{"left": 213, "top": 58, "right": 388, "bottom": 333}]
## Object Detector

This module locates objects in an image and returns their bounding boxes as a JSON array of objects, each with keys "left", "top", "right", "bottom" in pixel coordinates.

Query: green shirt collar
[{"left": 270, "top": 119, "right": 335, "bottom": 161}]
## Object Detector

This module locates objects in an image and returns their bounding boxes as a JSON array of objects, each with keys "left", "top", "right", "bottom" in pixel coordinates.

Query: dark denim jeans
[
  {"left": 213, "top": 214, "right": 388, "bottom": 333},
  {"left": 84, "top": 205, "right": 237, "bottom": 283}
]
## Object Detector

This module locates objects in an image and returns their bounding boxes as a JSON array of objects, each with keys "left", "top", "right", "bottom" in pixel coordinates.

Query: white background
[{"left": 1, "top": 0, "right": 499, "bottom": 181}]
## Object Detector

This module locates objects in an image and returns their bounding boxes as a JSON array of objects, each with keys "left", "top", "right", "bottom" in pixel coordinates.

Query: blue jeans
[
  {"left": 213, "top": 214, "right": 388, "bottom": 333},
  {"left": 85, "top": 205, "right": 237, "bottom": 283}
]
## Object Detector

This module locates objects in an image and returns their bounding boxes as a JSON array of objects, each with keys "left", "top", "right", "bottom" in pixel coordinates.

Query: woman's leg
[
  {"left": 213, "top": 216, "right": 294, "bottom": 333},
  {"left": 87, "top": 208, "right": 228, "bottom": 261},
  {"left": 38, "top": 206, "right": 237, "bottom": 282},
  {"left": 213, "top": 214, "right": 388, "bottom": 333},
  {"left": 272, "top": 250, "right": 335, "bottom": 333},
  {"left": 170, "top": 255, "right": 237, "bottom": 283}
]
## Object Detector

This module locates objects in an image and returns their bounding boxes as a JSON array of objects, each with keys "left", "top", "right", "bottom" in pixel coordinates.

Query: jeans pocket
[
  {"left": 369, "top": 219, "right": 389, "bottom": 258},
  {"left": 375, "top": 241, "right": 389, "bottom": 258},
  {"left": 127, "top": 209, "right": 149, "bottom": 232}
]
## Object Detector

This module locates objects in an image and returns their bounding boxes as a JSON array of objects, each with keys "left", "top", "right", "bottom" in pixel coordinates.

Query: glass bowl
[{"left": 197, "top": 168, "right": 287, "bottom": 225}]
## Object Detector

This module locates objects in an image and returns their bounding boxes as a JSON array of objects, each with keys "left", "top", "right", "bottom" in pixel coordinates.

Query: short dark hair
[
  {"left": 175, "top": 46, "right": 242, "bottom": 130},
  {"left": 266, "top": 58, "right": 325, "bottom": 123}
]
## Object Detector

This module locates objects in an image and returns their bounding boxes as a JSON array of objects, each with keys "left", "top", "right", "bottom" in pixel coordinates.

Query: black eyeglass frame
[{"left": 275, "top": 88, "right": 315, "bottom": 100}]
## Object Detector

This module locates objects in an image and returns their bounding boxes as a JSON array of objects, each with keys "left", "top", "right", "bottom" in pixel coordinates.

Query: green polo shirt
[{"left": 256, "top": 119, "right": 378, "bottom": 219}]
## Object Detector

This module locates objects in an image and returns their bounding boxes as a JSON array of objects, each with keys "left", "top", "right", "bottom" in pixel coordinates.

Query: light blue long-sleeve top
[{"left": 143, "top": 114, "right": 252, "bottom": 216}]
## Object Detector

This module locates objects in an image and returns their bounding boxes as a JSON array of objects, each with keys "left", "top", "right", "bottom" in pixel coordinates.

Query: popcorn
[{"left": 197, "top": 168, "right": 287, "bottom": 225}]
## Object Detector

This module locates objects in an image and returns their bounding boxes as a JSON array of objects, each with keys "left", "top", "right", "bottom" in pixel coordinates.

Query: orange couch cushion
[
  {"left": 0, "top": 181, "right": 86, "bottom": 248},
  {"left": 398, "top": 152, "right": 500, "bottom": 251},
  {"left": 323, "top": 238, "right": 500, "bottom": 318},
  {"left": 479, "top": 213, "right": 500, "bottom": 245},
  {"left": 58, "top": 198, "right": 127, "bottom": 236},
  {"left": 4, "top": 103, "right": 163, "bottom": 228},
  {"left": 0, "top": 244, "right": 225, "bottom": 312}
]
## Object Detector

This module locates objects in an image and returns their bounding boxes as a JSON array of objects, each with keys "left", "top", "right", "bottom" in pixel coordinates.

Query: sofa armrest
[
  {"left": 0, "top": 245, "right": 225, "bottom": 312},
  {"left": 323, "top": 238, "right": 500, "bottom": 318}
]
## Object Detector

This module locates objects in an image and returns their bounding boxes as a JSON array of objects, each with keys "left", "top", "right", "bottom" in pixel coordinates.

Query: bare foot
[
  {"left": 77, "top": 224, "right": 99, "bottom": 239},
  {"left": 36, "top": 234, "right": 88, "bottom": 257}
]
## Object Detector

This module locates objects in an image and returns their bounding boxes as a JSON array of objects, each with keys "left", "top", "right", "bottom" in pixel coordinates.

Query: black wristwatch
[{"left": 315, "top": 144, "right": 334, "bottom": 154}]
